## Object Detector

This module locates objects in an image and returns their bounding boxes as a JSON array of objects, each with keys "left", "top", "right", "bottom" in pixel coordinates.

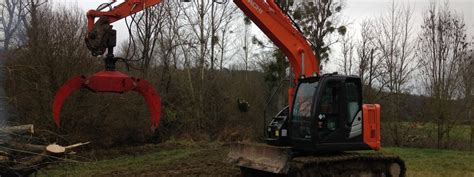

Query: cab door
[
  {"left": 343, "top": 78, "right": 364, "bottom": 142},
  {"left": 315, "top": 77, "right": 363, "bottom": 144},
  {"left": 314, "top": 77, "right": 344, "bottom": 143}
]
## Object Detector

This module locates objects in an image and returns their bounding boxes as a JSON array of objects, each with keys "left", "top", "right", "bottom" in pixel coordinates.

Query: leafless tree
[
  {"left": 209, "top": 1, "right": 238, "bottom": 71},
  {"left": 126, "top": 5, "right": 166, "bottom": 76},
  {"left": 338, "top": 32, "right": 355, "bottom": 75},
  {"left": 0, "top": 0, "right": 28, "bottom": 50},
  {"left": 356, "top": 20, "right": 384, "bottom": 103},
  {"left": 460, "top": 49, "right": 473, "bottom": 150},
  {"left": 373, "top": 0, "right": 416, "bottom": 146},
  {"left": 240, "top": 18, "right": 253, "bottom": 73},
  {"left": 418, "top": 1, "right": 469, "bottom": 148}
]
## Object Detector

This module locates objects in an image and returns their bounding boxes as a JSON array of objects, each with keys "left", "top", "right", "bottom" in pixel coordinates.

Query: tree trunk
[
  {"left": 437, "top": 114, "right": 443, "bottom": 149},
  {"left": 470, "top": 110, "right": 473, "bottom": 151}
]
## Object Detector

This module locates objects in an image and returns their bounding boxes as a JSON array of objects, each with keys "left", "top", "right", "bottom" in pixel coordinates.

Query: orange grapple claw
[{"left": 52, "top": 71, "right": 161, "bottom": 130}]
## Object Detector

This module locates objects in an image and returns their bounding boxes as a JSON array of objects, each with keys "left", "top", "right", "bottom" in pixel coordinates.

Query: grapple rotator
[{"left": 53, "top": 16, "right": 161, "bottom": 130}]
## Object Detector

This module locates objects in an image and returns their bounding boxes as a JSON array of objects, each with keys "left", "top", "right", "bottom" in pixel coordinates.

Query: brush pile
[{"left": 0, "top": 124, "right": 89, "bottom": 176}]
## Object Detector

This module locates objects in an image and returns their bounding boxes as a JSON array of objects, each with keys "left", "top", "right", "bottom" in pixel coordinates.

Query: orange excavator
[{"left": 53, "top": 0, "right": 405, "bottom": 176}]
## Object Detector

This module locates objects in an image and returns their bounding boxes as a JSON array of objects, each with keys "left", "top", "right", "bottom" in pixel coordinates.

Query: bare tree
[
  {"left": 216, "top": 12, "right": 239, "bottom": 70},
  {"left": 356, "top": 20, "right": 384, "bottom": 103},
  {"left": 240, "top": 18, "right": 253, "bottom": 74},
  {"left": 338, "top": 32, "right": 355, "bottom": 75},
  {"left": 418, "top": 1, "right": 469, "bottom": 148},
  {"left": 0, "top": 0, "right": 28, "bottom": 50},
  {"left": 373, "top": 0, "right": 416, "bottom": 146},
  {"left": 209, "top": 1, "right": 238, "bottom": 71},
  {"left": 460, "top": 49, "right": 473, "bottom": 150}
]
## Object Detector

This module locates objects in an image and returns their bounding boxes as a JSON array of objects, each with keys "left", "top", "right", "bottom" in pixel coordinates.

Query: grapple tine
[
  {"left": 53, "top": 76, "right": 85, "bottom": 127},
  {"left": 133, "top": 79, "right": 161, "bottom": 131},
  {"left": 53, "top": 71, "right": 162, "bottom": 131}
]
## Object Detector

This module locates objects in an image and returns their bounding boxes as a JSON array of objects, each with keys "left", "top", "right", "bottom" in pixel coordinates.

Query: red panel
[
  {"left": 287, "top": 87, "right": 295, "bottom": 110},
  {"left": 86, "top": 71, "right": 135, "bottom": 93},
  {"left": 362, "top": 104, "right": 381, "bottom": 150}
]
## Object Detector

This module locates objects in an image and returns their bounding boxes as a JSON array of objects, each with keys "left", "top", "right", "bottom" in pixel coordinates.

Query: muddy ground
[{"left": 40, "top": 141, "right": 241, "bottom": 176}]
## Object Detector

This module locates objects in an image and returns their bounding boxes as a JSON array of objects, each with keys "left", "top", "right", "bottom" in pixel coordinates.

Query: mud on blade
[{"left": 227, "top": 143, "right": 292, "bottom": 174}]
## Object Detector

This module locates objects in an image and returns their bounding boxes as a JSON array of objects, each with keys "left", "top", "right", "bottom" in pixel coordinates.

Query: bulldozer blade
[{"left": 227, "top": 143, "right": 291, "bottom": 174}]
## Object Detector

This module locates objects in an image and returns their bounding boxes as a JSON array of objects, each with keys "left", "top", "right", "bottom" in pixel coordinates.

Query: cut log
[
  {"left": 0, "top": 124, "right": 34, "bottom": 135},
  {"left": 6, "top": 141, "right": 89, "bottom": 154},
  {"left": 46, "top": 144, "right": 66, "bottom": 154},
  {"left": 0, "top": 155, "right": 9, "bottom": 162}
]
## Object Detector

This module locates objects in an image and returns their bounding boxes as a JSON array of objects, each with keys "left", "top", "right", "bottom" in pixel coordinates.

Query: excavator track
[
  {"left": 236, "top": 151, "right": 406, "bottom": 177},
  {"left": 288, "top": 153, "right": 406, "bottom": 177}
]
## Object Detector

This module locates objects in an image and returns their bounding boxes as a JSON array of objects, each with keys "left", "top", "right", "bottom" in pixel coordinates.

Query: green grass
[
  {"left": 40, "top": 148, "right": 199, "bottom": 177},
  {"left": 383, "top": 147, "right": 474, "bottom": 177},
  {"left": 39, "top": 143, "right": 474, "bottom": 177},
  {"left": 39, "top": 141, "right": 239, "bottom": 177},
  {"left": 399, "top": 122, "right": 472, "bottom": 141}
]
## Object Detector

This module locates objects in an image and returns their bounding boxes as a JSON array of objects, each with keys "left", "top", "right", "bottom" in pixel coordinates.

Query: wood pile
[{"left": 0, "top": 124, "right": 89, "bottom": 176}]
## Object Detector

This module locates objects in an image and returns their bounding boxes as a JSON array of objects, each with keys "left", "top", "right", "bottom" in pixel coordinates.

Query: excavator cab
[
  {"left": 265, "top": 73, "right": 380, "bottom": 152},
  {"left": 290, "top": 74, "right": 375, "bottom": 152}
]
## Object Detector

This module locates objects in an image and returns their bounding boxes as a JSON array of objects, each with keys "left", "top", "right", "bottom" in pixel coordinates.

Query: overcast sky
[
  {"left": 58, "top": 0, "right": 473, "bottom": 42},
  {"left": 56, "top": 0, "right": 473, "bottom": 72}
]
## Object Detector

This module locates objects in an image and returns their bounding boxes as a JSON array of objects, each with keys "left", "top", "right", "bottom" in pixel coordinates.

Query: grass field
[
  {"left": 383, "top": 148, "right": 474, "bottom": 177},
  {"left": 401, "top": 122, "right": 472, "bottom": 142},
  {"left": 38, "top": 141, "right": 474, "bottom": 177}
]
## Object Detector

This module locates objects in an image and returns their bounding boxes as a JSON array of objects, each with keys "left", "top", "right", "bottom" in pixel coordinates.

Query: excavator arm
[
  {"left": 86, "top": 0, "right": 163, "bottom": 32},
  {"left": 84, "top": 0, "right": 320, "bottom": 105},
  {"left": 54, "top": 0, "right": 320, "bottom": 131},
  {"left": 85, "top": 0, "right": 319, "bottom": 73},
  {"left": 233, "top": 0, "right": 319, "bottom": 107},
  {"left": 86, "top": 0, "right": 319, "bottom": 78},
  {"left": 234, "top": 0, "right": 319, "bottom": 77}
]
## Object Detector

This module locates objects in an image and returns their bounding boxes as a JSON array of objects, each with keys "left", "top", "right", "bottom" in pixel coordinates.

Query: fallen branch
[
  {"left": 0, "top": 141, "right": 91, "bottom": 176},
  {"left": 0, "top": 123, "right": 90, "bottom": 176},
  {"left": 65, "top": 142, "right": 91, "bottom": 150},
  {"left": 0, "top": 124, "right": 34, "bottom": 135},
  {"left": 6, "top": 141, "right": 90, "bottom": 154}
]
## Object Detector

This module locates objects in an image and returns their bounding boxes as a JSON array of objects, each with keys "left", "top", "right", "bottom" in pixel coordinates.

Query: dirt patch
[
  {"left": 99, "top": 144, "right": 240, "bottom": 177},
  {"left": 41, "top": 142, "right": 242, "bottom": 177}
]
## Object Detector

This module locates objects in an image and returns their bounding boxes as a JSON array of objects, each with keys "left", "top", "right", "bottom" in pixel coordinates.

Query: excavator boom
[
  {"left": 86, "top": 0, "right": 163, "bottom": 32},
  {"left": 56, "top": 0, "right": 320, "bottom": 130}
]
